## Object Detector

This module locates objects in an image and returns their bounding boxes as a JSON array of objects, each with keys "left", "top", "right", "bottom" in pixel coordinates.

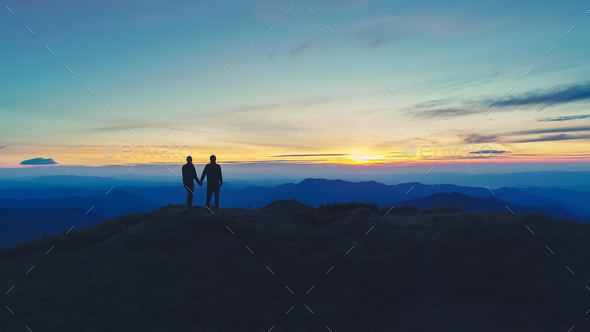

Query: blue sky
[{"left": 1, "top": 0, "right": 590, "bottom": 177}]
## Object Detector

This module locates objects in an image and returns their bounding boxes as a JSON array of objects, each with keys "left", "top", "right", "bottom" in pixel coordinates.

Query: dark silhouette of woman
[{"left": 182, "top": 156, "right": 202, "bottom": 210}]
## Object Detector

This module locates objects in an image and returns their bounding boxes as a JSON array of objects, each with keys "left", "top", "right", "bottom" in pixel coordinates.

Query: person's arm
[
  {"left": 192, "top": 164, "right": 201, "bottom": 185},
  {"left": 200, "top": 164, "right": 208, "bottom": 183}
]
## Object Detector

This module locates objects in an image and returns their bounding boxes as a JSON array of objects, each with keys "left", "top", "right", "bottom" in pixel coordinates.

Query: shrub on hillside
[
  {"left": 424, "top": 206, "right": 464, "bottom": 215},
  {"left": 382, "top": 206, "right": 464, "bottom": 216},
  {"left": 318, "top": 201, "right": 379, "bottom": 214}
]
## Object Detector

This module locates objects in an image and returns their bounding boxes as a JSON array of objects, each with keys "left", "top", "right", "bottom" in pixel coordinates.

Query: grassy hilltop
[{"left": 2, "top": 201, "right": 590, "bottom": 331}]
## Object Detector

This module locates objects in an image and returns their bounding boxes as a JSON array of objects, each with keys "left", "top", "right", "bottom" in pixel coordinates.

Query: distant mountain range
[
  {"left": 1, "top": 176, "right": 589, "bottom": 248},
  {"left": 4, "top": 170, "right": 590, "bottom": 189},
  {"left": 1, "top": 177, "right": 589, "bottom": 217},
  {"left": 0, "top": 207, "right": 105, "bottom": 249},
  {"left": 86, "top": 179, "right": 590, "bottom": 217},
  {"left": 0, "top": 189, "right": 161, "bottom": 248},
  {"left": 0, "top": 190, "right": 162, "bottom": 217}
]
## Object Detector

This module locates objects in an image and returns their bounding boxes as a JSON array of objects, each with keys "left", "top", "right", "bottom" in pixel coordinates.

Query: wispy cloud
[
  {"left": 413, "top": 108, "right": 479, "bottom": 119},
  {"left": 92, "top": 124, "right": 167, "bottom": 133},
  {"left": 203, "top": 94, "right": 340, "bottom": 117},
  {"left": 0, "top": 145, "right": 6, "bottom": 150},
  {"left": 533, "top": 115, "right": 590, "bottom": 122},
  {"left": 461, "top": 134, "right": 500, "bottom": 144},
  {"left": 512, "top": 134, "right": 590, "bottom": 143},
  {"left": 270, "top": 153, "right": 349, "bottom": 157},
  {"left": 289, "top": 41, "right": 313, "bottom": 56},
  {"left": 358, "top": 33, "right": 397, "bottom": 48},
  {"left": 509, "top": 126, "right": 590, "bottom": 136},
  {"left": 411, "top": 83, "right": 590, "bottom": 121},
  {"left": 414, "top": 97, "right": 457, "bottom": 109},
  {"left": 491, "top": 83, "right": 590, "bottom": 108},
  {"left": 468, "top": 150, "right": 510, "bottom": 154},
  {"left": 354, "top": 15, "right": 460, "bottom": 48},
  {"left": 458, "top": 125, "right": 590, "bottom": 145}
]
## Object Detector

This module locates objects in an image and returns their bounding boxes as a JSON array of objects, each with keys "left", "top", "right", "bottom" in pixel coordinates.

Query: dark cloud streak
[
  {"left": 492, "top": 83, "right": 590, "bottom": 108},
  {"left": 289, "top": 41, "right": 313, "bottom": 55},
  {"left": 533, "top": 115, "right": 590, "bottom": 122},
  {"left": 20, "top": 158, "right": 58, "bottom": 165},
  {"left": 468, "top": 150, "right": 510, "bottom": 154},
  {"left": 461, "top": 134, "right": 500, "bottom": 144},
  {"left": 270, "top": 154, "right": 349, "bottom": 157},
  {"left": 512, "top": 134, "right": 590, "bottom": 143},
  {"left": 509, "top": 126, "right": 590, "bottom": 136}
]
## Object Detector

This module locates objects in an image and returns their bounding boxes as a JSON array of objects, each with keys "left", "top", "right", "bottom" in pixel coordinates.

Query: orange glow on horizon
[{"left": 3, "top": 155, "right": 590, "bottom": 169}]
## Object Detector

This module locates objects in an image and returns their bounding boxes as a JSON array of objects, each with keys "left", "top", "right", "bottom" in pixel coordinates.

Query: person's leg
[
  {"left": 184, "top": 182, "right": 194, "bottom": 209},
  {"left": 206, "top": 186, "right": 213, "bottom": 207},
  {"left": 214, "top": 186, "right": 220, "bottom": 210}
]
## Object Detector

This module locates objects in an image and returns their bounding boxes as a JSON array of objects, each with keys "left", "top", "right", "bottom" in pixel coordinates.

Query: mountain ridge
[
  {"left": 0, "top": 190, "right": 161, "bottom": 217},
  {"left": 380, "top": 192, "right": 589, "bottom": 222}
]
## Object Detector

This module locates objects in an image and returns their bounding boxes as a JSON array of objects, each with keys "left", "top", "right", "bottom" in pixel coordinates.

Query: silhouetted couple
[{"left": 182, "top": 155, "right": 223, "bottom": 211}]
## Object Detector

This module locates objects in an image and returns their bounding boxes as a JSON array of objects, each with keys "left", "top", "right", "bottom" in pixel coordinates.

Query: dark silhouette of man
[
  {"left": 200, "top": 155, "right": 223, "bottom": 210},
  {"left": 182, "top": 156, "right": 202, "bottom": 210}
]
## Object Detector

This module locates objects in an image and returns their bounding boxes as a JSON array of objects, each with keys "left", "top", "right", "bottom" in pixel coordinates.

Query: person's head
[
  {"left": 186, "top": 156, "right": 192, "bottom": 163},
  {"left": 210, "top": 155, "right": 216, "bottom": 163}
]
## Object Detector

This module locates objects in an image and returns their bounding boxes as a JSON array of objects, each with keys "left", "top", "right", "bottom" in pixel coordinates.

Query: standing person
[
  {"left": 182, "top": 156, "right": 202, "bottom": 210},
  {"left": 200, "top": 155, "right": 223, "bottom": 210}
]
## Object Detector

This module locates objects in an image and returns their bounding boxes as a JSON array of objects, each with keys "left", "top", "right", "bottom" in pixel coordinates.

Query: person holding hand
[
  {"left": 200, "top": 155, "right": 223, "bottom": 210},
  {"left": 182, "top": 156, "right": 202, "bottom": 210}
]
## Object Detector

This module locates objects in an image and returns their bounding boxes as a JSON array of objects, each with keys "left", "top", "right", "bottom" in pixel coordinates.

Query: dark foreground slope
[{"left": 1, "top": 201, "right": 590, "bottom": 332}]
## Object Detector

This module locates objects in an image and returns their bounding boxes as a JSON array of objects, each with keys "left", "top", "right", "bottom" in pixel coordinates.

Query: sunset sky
[{"left": 1, "top": 0, "right": 590, "bottom": 175}]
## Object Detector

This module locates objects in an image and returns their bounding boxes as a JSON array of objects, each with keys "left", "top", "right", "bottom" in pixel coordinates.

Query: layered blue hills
[{"left": 1, "top": 176, "right": 589, "bottom": 248}]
